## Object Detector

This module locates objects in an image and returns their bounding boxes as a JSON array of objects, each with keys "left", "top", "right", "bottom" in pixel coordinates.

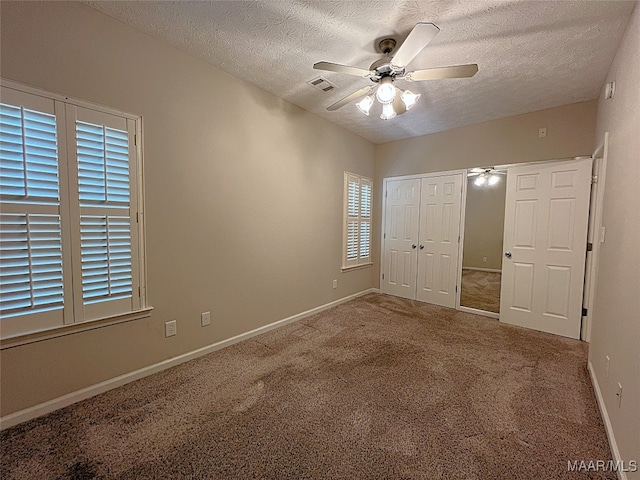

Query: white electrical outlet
[
  {"left": 333, "top": 279, "right": 338, "bottom": 289},
  {"left": 201, "top": 311, "right": 211, "bottom": 327},
  {"left": 165, "top": 320, "right": 177, "bottom": 337},
  {"left": 482, "top": 256, "right": 488, "bottom": 263},
  {"left": 538, "top": 127, "right": 547, "bottom": 138},
  {"left": 605, "top": 355, "right": 610, "bottom": 378},
  {"left": 616, "top": 383, "right": 623, "bottom": 407}
]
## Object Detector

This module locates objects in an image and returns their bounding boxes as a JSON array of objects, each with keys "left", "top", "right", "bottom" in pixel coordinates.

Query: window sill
[
  {"left": 341, "top": 263, "right": 373, "bottom": 272},
  {"left": 0, "top": 307, "right": 154, "bottom": 350}
]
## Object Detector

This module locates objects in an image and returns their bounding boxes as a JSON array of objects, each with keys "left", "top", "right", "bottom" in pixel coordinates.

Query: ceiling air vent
[{"left": 307, "top": 76, "right": 337, "bottom": 93}]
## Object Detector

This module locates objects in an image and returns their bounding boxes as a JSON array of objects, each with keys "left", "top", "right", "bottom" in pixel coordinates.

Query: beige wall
[
  {"left": 589, "top": 3, "right": 640, "bottom": 475},
  {"left": 373, "top": 101, "right": 597, "bottom": 283},
  {"left": 0, "top": 2, "right": 375, "bottom": 416},
  {"left": 462, "top": 176, "right": 506, "bottom": 271}
]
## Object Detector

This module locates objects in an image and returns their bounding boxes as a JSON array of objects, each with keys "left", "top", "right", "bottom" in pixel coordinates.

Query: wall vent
[{"left": 307, "top": 76, "right": 337, "bottom": 93}]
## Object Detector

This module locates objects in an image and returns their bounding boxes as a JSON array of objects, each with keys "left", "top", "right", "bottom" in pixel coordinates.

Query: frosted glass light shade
[
  {"left": 488, "top": 175, "right": 500, "bottom": 186},
  {"left": 401, "top": 90, "right": 421, "bottom": 110},
  {"left": 380, "top": 102, "right": 396, "bottom": 120},
  {"left": 356, "top": 95, "right": 374, "bottom": 115},
  {"left": 376, "top": 78, "right": 396, "bottom": 104},
  {"left": 474, "top": 175, "right": 486, "bottom": 186}
]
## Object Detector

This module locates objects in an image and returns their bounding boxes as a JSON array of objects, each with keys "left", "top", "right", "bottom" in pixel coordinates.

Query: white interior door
[
  {"left": 381, "top": 179, "right": 420, "bottom": 299},
  {"left": 500, "top": 158, "right": 592, "bottom": 339},
  {"left": 416, "top": 174, "right": 463, "bottom": 307}
]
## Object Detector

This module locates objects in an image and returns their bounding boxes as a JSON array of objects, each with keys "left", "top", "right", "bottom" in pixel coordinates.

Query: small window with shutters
[
  {"left": 0, "top": 82, "right": 147, "bottom": 340},
  {"left": 343, "top": 172, "right": 372, "bottom": 269}
]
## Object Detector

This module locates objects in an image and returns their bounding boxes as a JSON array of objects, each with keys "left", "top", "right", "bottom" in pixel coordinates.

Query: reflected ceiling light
[
  {"left": 474, "top": 175, "right": 487, "bottom": 186},
  {"left": 356, "top": 95, "right": 374, "bottom": 115},
  {"left": 488, "top": 174, "right": 500, "bottom": 186}
]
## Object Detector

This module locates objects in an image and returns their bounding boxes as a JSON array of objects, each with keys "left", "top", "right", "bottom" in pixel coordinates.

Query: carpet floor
[
  {"left": 1, "top": 293, "right": 612, "bottom": 479},
  {"left": 460, "top": 269, "right": 502, "bottom": 314}
]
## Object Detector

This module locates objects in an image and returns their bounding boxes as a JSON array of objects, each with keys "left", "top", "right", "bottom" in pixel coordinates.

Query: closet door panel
[
  {"left": 416, "top": 174, "right": 463, "bottom": 307},
  {"left": 381, "top": 179, "right": 420, "bottom": 299}
]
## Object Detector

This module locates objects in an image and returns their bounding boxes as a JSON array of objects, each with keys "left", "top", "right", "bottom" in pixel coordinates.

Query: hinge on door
[
  {"left": 138, "top": 286, "right": 141, "bottom": 297},
  {"left": 592, "top": 175, "right": 598, "bottom": 184},
  {"left": 455, "top": 285, "right": 458, "bottom": 293},
  {"left": 582, "top": 307, "right": 588, "bottom": 316},
  {"left": 458, "top": 235, "right": 461, "bottom": 243},
  {"left": 382, "top": 273, "right": 385, "bottom": 280},
  {"left": 586, "top": 242, "right": 593, "bottom": 251},
  {"left": 384, "top": 233, "right": 386, "bottom": 239},
  {"left": 385, "top": 190, "right": 388, "bottom": 198},
  {"left": 134, "top": 134, "right": 137, "bottom": 146}
]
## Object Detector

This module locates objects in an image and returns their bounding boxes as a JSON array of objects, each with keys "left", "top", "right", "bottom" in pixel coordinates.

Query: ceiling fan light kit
[{"left": 313, "top": 22, "right": 478, "bottom": 120}]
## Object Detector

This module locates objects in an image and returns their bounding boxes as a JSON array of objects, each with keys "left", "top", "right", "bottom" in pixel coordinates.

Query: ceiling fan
[
  {"left": 468, "top": 168, "right": 506, "bottom": 186},
  {"left": 313, "top": 23, "right": 478, "bottom": 119}
]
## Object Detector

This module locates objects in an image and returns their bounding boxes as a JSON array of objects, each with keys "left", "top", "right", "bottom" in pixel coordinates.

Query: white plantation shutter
[
  {"left": 70, "top": 106, "right": 139, "bottom": 321},
  {"left": 0, "top": 93, "right": 70, "bottom": 335},
  {"left": 0, "top": 83, "right": 145, "bottom": 339},
  {"left": 359, "top": 179, "right": 372, "bottom": 261},
  {"left": 343, "top": 172, "right": 372, "bottom": 268}
]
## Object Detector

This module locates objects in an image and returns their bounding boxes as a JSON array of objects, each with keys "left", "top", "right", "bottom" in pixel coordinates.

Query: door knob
[
  {"left": 504, "top": 251, "right": 512, "bottom": 258},
  {"left": 419, "top": 245, "right": 424, "bottom": 249},
  {"left": 412, "top": 244, "right": 417, "bottom": 249}
]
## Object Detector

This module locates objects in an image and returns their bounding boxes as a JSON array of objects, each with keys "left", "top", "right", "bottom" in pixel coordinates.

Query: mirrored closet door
[{"left": 459, "top": 168, "right": 506, "bottom": 315}]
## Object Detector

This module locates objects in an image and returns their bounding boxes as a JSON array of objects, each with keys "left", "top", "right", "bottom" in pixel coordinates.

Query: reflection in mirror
[{"left": 460, "top": 169, "right": 506, "bottom": 314}]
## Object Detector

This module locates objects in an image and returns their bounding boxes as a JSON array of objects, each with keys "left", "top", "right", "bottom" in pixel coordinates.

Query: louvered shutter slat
[
  {"left": 80, "top": 214, "right": 132, "bottom": 302},
  {"left": 361, "top": 183, "right": 371, "bottom": 218},
  {"left": 0, "top": 213, "right": 64, "bottom": 316},
  {"left": 77, "top": 122, "right": 130, "bottom": 206},
  {"left": 2, "top": 104, "right": 60, "bottom": 202},
  {"left": 360, "top": 221, "right": 371, "bottom": 258},
  {"left": 347, "top": 180, "right": 359, "bottom": 217},
  {"left": 346, "top": 221, "right": 359, "bottom": 260}
]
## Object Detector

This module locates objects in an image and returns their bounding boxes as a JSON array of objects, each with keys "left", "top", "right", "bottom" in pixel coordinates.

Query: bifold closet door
[
  {"left": 500, "top": 158, "right": 592, "bottom": 339},
  {"left": 416, "top": 174, "right": 463, "bottom": 307},
  {"left": 381, "top": 178, "right": 420, "bottom": 299}
]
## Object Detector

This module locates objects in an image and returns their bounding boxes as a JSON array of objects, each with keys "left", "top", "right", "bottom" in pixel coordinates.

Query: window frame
[
  {"left": 342, "top": 171, "right": 373, "bottom": 271},
  {"left": 0, "top": 79, "right": 150, "bottom": 344}
]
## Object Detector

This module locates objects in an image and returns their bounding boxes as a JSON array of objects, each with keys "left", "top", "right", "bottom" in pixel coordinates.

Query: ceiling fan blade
[
  {"left": 406, "top": 64, "right": 479, "bottom": 81},
  {"left": 314, "top": 61, "right": 372, "bottom": 77},
  {"left": 390, "top": 22, "right": 440, "bottom": 69},
  {"left": 326, "top": 86, "right": 375, "bottom": 111}
]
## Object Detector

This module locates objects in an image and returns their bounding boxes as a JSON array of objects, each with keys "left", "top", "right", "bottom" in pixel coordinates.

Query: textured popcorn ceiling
[{"left": 85, "top": 1, "right": 635, "bottom": 144}]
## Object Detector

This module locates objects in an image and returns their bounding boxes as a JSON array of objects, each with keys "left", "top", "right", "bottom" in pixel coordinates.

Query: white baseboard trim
[
  {"left": 457, "top": 305, "right": 500, "bottom": 319},
  {"left": 462, "top": 266, "right": 502, "bottom": 273},
  {"left": 588, "top": 361, "right": 626, "bottom": 480},
  {"left": 0, "top": 288, "right": 379, "bottom": 431}
]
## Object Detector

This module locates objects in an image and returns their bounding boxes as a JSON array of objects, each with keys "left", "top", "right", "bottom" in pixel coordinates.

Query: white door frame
[
  {"left": 380, "top": 169, "right": 467, "bottom": 303},
  {"left": 581, "top": 133, "right": 609, "bottom": 342}
]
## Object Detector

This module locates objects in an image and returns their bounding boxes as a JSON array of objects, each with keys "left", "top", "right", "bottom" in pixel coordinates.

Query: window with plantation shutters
[
  {"left": 0, "top": 82, "right": 147, "bottom": 340},
  {"left": 343, "top": 172, "right": 372, "bottom": 269},
  {"left": 72, "top": 108, "right": 139, "bottom": 321}
]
